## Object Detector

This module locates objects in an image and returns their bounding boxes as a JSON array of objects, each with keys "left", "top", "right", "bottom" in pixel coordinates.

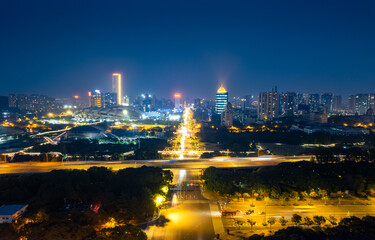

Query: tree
[
  {"left": 280, "top": 192, "right": 289, "bottom": 205},
  {"left": 247, "top": 219, "right": 256, "bottom": 231},
  {"left": 304, "top": 217, "right": 314, "bottom": 226},
  {"left": 291, "top": 214, "right": 302, "bottom": 225},
  {"left": 327, "top": 216, "right": 337, "bottom": 225},
  {"left": 313, "top": 216, "right": 326, "bottom": 226},
  {"left": 235, "top": 220, "right": 244, "bottom": 230},
  {"left": 267, "top": 217, "right": 276, "bottom": 230},
  {"left": 279, "top": 216, "right": 288, "bottom": 226}
]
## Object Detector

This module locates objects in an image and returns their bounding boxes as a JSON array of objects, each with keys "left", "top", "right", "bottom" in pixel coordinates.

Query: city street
[
  {"left": 148, "top": 169, "right": 217, "bottom": 240},
  {"left": 0, "top": 155, "right": 310, "bottom": 174}
]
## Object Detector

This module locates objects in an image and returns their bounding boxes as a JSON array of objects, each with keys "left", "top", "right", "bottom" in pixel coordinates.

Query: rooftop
[
  {"left": 0, "top": 205, "right": 27, "bottom": 215},
  {"left": 217, "top": 85, "right": 227, "bottom": 94}
]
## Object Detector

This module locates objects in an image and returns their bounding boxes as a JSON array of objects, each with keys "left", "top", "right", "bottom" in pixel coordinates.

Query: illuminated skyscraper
[
  {"left": 174, "top": 93, "right": 181, "bottom": 109},
  {"left": 103, "top": 92, "right": 117, "bottom": 107},
  {"left": 321, "top": 93, "right": 333, "bottom": 113},
  {"left": 215, "top": 85, "right": 228, "bottom": 114},
  {"left": 258, "top": 87, "right": 279, "bottom": 120},
  {"left": 89, "top": 90, "right": 102, "bottom": 108},
  {"left": 112, "top": 73, "right": 122, "bottom": 105},
  {"left": 308, "top": 94, "right": 320, "bottom": 112}
]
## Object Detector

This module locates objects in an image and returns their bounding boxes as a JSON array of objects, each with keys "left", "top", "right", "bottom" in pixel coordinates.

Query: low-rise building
[{"left": 0, "top": 204, "right": 28, "bottom": 223}]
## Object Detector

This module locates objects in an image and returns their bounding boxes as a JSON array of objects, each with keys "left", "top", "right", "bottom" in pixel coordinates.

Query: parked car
[{"left": 244, "top": 209, "right": 254, "bottom": 215}]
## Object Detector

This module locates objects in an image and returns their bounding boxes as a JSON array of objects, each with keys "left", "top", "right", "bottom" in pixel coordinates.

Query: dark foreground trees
[
  {"left": 0, "top": 166, "right": 172, "bottom": 239},
  {"left": 202, "top": 161, "right": 375, "bottom": 198}
]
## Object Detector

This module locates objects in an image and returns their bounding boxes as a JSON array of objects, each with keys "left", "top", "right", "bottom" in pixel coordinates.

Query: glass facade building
[{"left": 215, "top": 85, "right": 228, "bottom": 114}]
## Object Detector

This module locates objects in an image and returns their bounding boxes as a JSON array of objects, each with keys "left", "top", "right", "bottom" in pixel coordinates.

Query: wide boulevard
[{"left": 0, "top": 156, "right": 310, "bottom": 175}]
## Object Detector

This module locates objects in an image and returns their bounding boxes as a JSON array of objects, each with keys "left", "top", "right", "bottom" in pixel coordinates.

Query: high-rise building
[
  {"left": 221, "top": 102, "right": 234, "bottom": 127},
  {"left": 281, "top": 92, "right": 296, "bottom": 116},
  {"left": 348, "top": 95, "right": 355, "bottom": 113},
  {"left": 353, "top": 94, "right": 375, "bottom": 115},
  {"left": 89, "top": 90, "right": 102, "bottom": 108},
  {"left": 308, "top": 94, "right": 320, "bottom": 112},
  {"left": 215, "top": 85, "right": 228, "bottom": 114},
  {"left": 8, "top": 94, "right": 17, "bottom": 108},
  {"left": 7, "top": 94, "right": 60, "bottom": 113},
  {"left": 258, "top": 87, "right": 279, "bottom": 120},
  {"left": 103, "top": 92, "right": 117, "bottom": 108},
  {"left": 321, "top": 93, "right": 333, "bottom": 113},
  {"left": 296, "top": 93, "right": 309, "bottom": 105},
  {"left": 112, "top": 73, "right": 122, "bottom": 105},
  {"left": 174, "top": 93, "right": 181, "bottom": 109},
  {"left": 333, "top": 95, "right": 342, "bottom": 112}
]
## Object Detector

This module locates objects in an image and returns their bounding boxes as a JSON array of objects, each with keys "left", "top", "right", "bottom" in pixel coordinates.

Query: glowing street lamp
[
  {"left": 154, "top": 194, "right": 166, "bottom": 207},
  {"left": 161, "top": 186, "right": 168, "bottom": 194}
]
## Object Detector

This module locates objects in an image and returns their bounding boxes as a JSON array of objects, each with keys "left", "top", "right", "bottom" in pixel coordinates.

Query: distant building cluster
[{"left": 8, "top": 94, "right": 62, "bottom": 114}]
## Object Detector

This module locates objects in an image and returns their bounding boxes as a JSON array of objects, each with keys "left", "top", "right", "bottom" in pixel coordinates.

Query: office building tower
[
  {"left": 281, "top": 92, "right": 296, "bottom": 115},
  {"left": 89, "top": 90, "right": 102, "bottom": 108},
  {"left": 103, "top": 92, "right": 117, "bottom": 108},
  {"left": 112, "top": 73, "right": 122, "bottom": 105},
  {"left": 8, "top": 94, "right": 17, "bottom": 108},
  {"left": 348, "top": 95, "right": 355, "bottom": 113},
  {"left": 215, "top": 85, "right": 228, "bottom": 114},
  {"left": 296, "top": 93, "right": 309, "bottom": 105},
  {"left": 332, "top": 95, "right": 342, "bottom": 112},
  {"left": 258, "top": 87, "right": 279, "bottom": 120},
  {"left": 309, "top": 94, "right": 320, "bottom": 112},
  {"left": 353, "top": 94, "right": 375, "bottom": 115},
  {"left": 221, "top": 102, "right": 234, "bottom": 127},
  {"left": 321, "top": 93, "right": 333, "bottom": 113},
  {"left": 123, "top": 96, "right": 130, "bottom": 106},
  {"left": 174, "top": 93, "right": 181, "bottom": 109}
]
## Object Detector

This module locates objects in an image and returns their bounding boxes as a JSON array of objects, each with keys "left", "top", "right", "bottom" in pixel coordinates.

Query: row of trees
[
  {"left": 313, "top": 147, "right": 375, "bottom": 164},
  {"left": 18, "top": 138, "right": 168, "bottom": 162},
  {"left": 202, "top": 161, "right": 375, "bottom": 198},
  {"left": 248, "top": 216, "right": 375, "bottom": 240},
  {"left": 233, "top": 215, "right": 336, "bottom": 232},
  {"left": 198, "top": 127, "right": 375, "bottom": 148},
  {"left": 0, "top": 166, "right": 173, "bottom": 239}
]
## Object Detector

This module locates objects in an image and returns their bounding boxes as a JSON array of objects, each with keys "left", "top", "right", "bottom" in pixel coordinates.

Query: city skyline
[{"left": 1, "top": 0, "right": 375, "bottom": 98}]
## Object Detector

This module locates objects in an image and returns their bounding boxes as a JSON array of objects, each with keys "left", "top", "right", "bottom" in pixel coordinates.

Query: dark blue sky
[{"left": 1, "top": 0, "right": 374, "bottom": 99}]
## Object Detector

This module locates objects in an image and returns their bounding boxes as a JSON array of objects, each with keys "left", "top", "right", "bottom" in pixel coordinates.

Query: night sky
[{"left": 1, "top": 0, "right": 374, "bottom": 99}]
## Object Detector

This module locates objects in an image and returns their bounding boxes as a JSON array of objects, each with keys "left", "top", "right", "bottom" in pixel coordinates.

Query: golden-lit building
[
  {"left": 112, "top": 73, "right": 122, "bottom": 105},
  {"left": 88, "top": 90, "right": 102, "bottom": 108},
  {"left": 216, "top": 85, "right": 228, "bottom": 114}
]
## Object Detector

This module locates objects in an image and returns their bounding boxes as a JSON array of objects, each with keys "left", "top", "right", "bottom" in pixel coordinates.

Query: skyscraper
[
  {"left": 308, "top": 94, "right": 320, "bottom": 112},
  {"left": 258, "top": 87, "right": 279, "bottom": 120},
  {"left": 89, "top": 90, "right": 102, "bottom": 108},
  {"left": 215, "top": 85, "right": 228, "bottom": 114},
  {"left": 321, "top": 93, "right": 333, "bottom": 113},
  {"left": 352, "top": 94, "right": 375, "bottom": 115},
  {"left": 332, "top": 95, "right": 342, "bottom": 112},
  {"left": 174, "top": 93, "right": 181, "bottom": 109},
  {"left": 103, "top": 92, "right": 117, "bottom": 108},
  {"left": 112, "top": 73, "right": 122, "bottom": 105},
  {"left": 221, "top": 102, "right": 234, "bottom": 127},
  {"left": 281, "top": 92, "right": 296, "bottom": 116}
]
